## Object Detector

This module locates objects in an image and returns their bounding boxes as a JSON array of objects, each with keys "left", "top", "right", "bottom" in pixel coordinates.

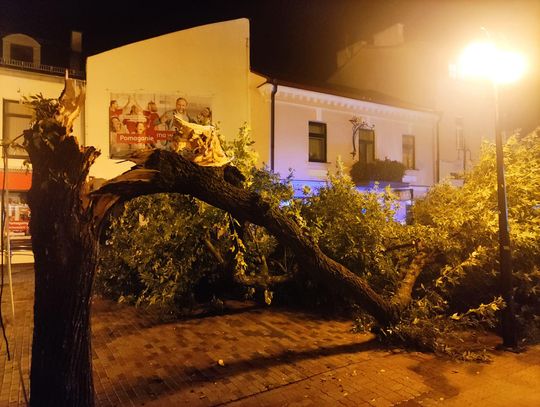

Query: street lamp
[{"left": 458, "top": 40, "right": 527, "bottom": 349}]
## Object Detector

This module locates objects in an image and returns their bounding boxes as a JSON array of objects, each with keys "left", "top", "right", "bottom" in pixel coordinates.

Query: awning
[{"left": 0, "top": 171, "right": 32, "bottom": 191}]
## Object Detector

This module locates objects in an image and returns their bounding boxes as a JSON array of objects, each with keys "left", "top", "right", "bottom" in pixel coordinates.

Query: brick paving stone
[{"left": 2, "top": 266, "right": 540, "bottom": 406}]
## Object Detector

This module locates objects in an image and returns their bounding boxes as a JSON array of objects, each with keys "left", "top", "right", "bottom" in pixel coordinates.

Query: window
[
  {"left": 402, "top": 135, "right": 415, "bottom": 169},
  {"left": 309, "top": 121, "right": 326, "bottom": 162},
  {"left": 3, "top": 100, "right": 32, "bottom": 158},
  {"left": 455, "top": 116, "right": 464, "bottom": 150},
  {"left": 358, "top": 129, "right": 375, "bottom": 163},
  {"left": 10, "top": 44, "right": 33, "bottom": 63}
]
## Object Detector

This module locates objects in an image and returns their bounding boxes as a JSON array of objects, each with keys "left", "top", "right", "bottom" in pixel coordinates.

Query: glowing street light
[
  {"left": 458, "top": 40, "right": 527, "bottom": 349},
  {"left": 458, "top": 41, "right": 527, "bottom": 84}
]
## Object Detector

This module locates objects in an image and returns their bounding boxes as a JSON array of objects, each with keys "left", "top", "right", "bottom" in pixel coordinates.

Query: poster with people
[
  {"left": 8, "top": 194, "right": 30, "bottom": 236},
  {"left": 109, "top": 93, "right": 213, "bottom": 159}
]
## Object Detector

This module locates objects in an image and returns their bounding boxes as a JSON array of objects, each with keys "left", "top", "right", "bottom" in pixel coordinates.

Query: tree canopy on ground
[{"left": 20, "top": 81, "right": 539, "bottom": 406}]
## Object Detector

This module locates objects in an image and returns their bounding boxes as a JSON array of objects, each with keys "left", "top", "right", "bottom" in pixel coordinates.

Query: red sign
[
  {"left": 9, "top": 220, "right": 29, "bottom": 235},
  {"left": 0, "top": 171, "right": 32, "bottom": 191},
  {"left": 7, "top": 203, "right": 31, "bottom": 236}
]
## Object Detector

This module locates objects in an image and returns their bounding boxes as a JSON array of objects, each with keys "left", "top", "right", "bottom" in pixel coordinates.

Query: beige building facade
[
  {"left": 1, "top": 19, "right": 446, "bottom": 256},
  {"left": 86, "top": 18, "right": 439, "bottom": 206},
  {"left": 256, "top": 81, "right": 438, "bottom": 192},
  {"left": 1, "top": 32, "right": 85, "bottom": 263},
  {"left": 329, "top": 24, "right": 499, "bottom": 182},
  {"left": 85, "top": 19, "right": 259, "bottom": 179}
]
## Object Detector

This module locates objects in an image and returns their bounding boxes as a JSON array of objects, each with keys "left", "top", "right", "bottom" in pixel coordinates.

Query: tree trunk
[
  {"left": 95, "top": 150, "right": 401, "bottom": 326},
  {"left": 21, "top": 82, "right": 411, "bottom": 406},
  {"left": 26, "top": 126, "right": 99, "bottom": 406}
]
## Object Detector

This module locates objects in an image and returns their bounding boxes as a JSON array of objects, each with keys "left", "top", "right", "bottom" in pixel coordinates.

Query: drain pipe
[
  {"left": 270, "top": 80, "right": 277, "bottom": 171},
  {"left": 435, "top": 112, "right": 442, "bottom": 183}
]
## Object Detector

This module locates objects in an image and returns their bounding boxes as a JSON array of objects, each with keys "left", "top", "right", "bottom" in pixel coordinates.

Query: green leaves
[
  {"left": 22, "top": 93, "right": 58, "bottom": 124},
  {"left": 96, "top": 122, "right": 540, "bottom": 348},
  {"left": 97, "top": 125, "right": 295, "bottom": 313},
  {"left": 300, "top": 160, "right": 407, "bottom": 290},
  {"left": 97, "top": 193, "right": 209, "bottom": 312},
  {"left": 413, "top": 127, "right": 540, "bottom": 343}
]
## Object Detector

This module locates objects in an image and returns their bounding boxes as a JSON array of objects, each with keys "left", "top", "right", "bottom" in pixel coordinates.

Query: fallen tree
[
  {"left": 23, "top": 82, "right": 430, "bottom": 405},
  {"left": 93, "top": 149, "right": 404, "bottom": 325}
]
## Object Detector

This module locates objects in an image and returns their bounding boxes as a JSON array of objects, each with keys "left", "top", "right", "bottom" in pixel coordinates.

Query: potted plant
[{"left": 350, "top": 158, "right": 406, "bottom": 185}]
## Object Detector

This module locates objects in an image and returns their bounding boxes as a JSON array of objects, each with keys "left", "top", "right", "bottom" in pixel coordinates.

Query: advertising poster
[
  {"left": 8, "top": 202, "right": 30, "bottom": 236},
  {"left": 109, "top": 93, "right": 213, "bottom": 159}
]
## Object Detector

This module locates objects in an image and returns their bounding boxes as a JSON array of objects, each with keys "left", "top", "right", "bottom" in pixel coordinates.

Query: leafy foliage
[
  {"left": 98, "top": 122, "right": 540, "bottom": 356},
  {"left": 18, "top": 94, "right": 67, "bottom": 159},
  {"left": 97, "top": 124, "right": 294, "bottom": 313},
  {"left": 412, "top": 128, "right": 540, "bottom": 342},
  {"left": 329, "top": 129, "right": 540, "bottom": 355},
  {"left": 301, "top": 159, "right": 409, "bottom": 292},
  {"left": 22, "top": 93, "right": 59, "bottom": 124},
  {"left": 97, "top": 194, "right": 213, "bottom": 311}
]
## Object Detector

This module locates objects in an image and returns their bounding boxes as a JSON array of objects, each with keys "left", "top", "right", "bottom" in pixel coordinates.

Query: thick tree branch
[
  {"left": 203, "top": 233, "right": 293, "bottom": 289},
  {"left": 93, "top": 150, "right": 401, "bottom": 326},
  {"left": 392, "top": 250, "right": 435, "bottom": 308},
  {"left": 202, "top": 236, "right": 226, "bottom": 265}
]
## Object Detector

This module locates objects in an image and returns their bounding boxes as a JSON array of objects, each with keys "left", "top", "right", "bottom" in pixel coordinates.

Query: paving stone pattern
[{"left": 1, "top": 266, "right": 539, "bottom": 406}]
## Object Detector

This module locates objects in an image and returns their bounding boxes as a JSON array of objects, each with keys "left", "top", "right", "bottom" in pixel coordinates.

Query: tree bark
[
  {"left": 25, "top": 125, "right": 99, "bottom": 406},
  {"left": 22, "top": 82, "right": 415, "bottom": 407},
  {"left": 94, "top": 150, "right": 401, "bottom": 326},
  {"left": 392, "top": 250, "right": 433, "bottom": 308}
]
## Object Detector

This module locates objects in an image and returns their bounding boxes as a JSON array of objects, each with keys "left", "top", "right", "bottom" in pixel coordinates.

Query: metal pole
[
  {"left": 5, "top": 188, "right": 15, "bottom": 321},
  {"left": 270, "top": 81, "right": 277, "bottom": 171},
  {"left": 1, "top": 168, "right": 16, "bottom": 321},
  {"left": 493, "top": 83, "right": 518, "bottom": 348}
]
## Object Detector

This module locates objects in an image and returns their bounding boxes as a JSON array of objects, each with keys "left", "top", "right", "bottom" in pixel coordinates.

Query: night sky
[
  {"left": 2, "top": 0, "right": 384, "bottom": 83},
  {"left": 2, "top": 0, "right": 539, "bottom": 130},
  {"left": 0, "top": 1, "right": 453, "bottom": 80}
]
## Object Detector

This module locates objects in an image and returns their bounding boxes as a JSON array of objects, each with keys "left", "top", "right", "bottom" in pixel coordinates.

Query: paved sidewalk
[{"left": 1, "top": 265, "right": 539, "bottom": 406}]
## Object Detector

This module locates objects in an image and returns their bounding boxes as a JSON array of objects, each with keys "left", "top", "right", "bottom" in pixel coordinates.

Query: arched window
[{"left": 2, "top": 33, "right": 41, "bottom": 66}]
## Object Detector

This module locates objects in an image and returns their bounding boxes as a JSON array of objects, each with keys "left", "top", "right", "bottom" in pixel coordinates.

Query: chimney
[
  {"left": 373, "top": 23, "right": 404, "bottom": 47},
  {"left": 69, "top": 31, "right": 82, "bottom": 72}
]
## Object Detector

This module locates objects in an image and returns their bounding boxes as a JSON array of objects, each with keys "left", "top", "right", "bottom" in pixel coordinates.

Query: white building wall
[
  {"left": 0, "top": 67, "right": 85, "bottom": 263},
  {"left": 248, "top": 72, "right": 271, "bottom": 166},
  {"left": 329, "top": 41, "right": 503, "bottom": 182},
  {"left": 0, "top": 67, "right": 85, "bottom": 169},
  {"left": 274, "top": 102, "right": 314, "bottom": 179},
  {"left": 85, "top": 19, "right": 253, "bottom": 180},
  {"left": 436, "top": 76, "right": 495, "bottom": 180},
  {"left": 270, "top": 85, "right": 438, "bottom": 187}
]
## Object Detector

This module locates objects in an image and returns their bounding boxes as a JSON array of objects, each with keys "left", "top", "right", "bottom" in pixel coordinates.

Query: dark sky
[
  {"left": 1, "top": 0, "right": 408, "bottom": 83},
  {"left": 3, "top": 1, "right": 539, "bottom": 82},
  {"left": 2, "top": 0, "right": 539, "bottom": 129}
]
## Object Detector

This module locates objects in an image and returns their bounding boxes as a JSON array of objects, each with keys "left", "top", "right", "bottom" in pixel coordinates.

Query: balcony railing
[{"left": 0, "top": 57, "right": 84, "bottom": 79}]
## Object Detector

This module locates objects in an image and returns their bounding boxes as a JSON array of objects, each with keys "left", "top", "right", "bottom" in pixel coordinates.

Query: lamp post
[{"left": 458, "top": 41, "right": 527, "bottom": 349}]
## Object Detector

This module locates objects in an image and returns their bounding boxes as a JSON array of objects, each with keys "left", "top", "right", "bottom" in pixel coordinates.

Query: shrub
[
  {"left": 96, "top": 193, "right": 222, "bottom": 313},
  {"left": 96, "top": 124, "right": 295, "bottom": 313},
  {"left": 412, "top": 128, "right": 540, "bottom": 342},
  {"left": 98, "top": 121, "right": 540, "bottom": 351},
  {"left": 299, "top": 160, "right": 413, "bottom": 297}
]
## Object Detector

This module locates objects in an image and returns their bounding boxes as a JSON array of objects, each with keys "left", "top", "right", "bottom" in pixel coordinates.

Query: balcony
[{"left": 0, "top": 57, "right": 84, "bottom": 79}]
